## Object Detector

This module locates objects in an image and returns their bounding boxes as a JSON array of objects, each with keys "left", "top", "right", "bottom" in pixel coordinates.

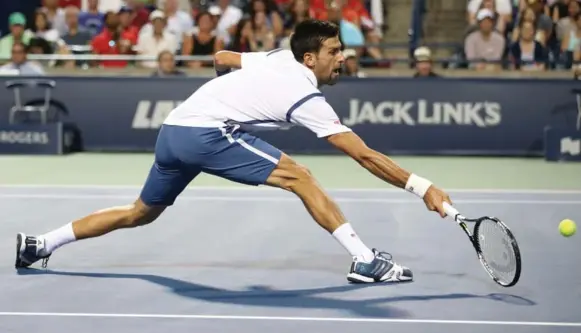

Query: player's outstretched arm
[
  {"left": 327, "top": 131, "right": 452, "bottom": 217},
  {"left": 213, "top": 50, "right": 270, "bottom": 76},
  {"left": 213, "top": 51, "right": 242, "bottom": 76}
]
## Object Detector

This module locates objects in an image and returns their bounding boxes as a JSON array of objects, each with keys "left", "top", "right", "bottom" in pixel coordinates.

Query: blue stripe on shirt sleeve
[
  {"left": 285, "top": 93, "right": 325, "bottom": 122},
  {"left": 267, "top": 48, "right": 284, "bottom": 56}
]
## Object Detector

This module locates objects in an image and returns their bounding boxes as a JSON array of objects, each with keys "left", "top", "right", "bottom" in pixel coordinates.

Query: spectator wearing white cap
[
  {"left": 413, "top": 47, "right": 440, "bottom": 77},
  {"left": 135, "top": 10, "right": 179, "bottom": 68},
  {"left": 464, "top": 8, "right": 507, "bottom": 71},
  {"left": 342, "top": 48, "right": 367, "bottom": 77},
  {"left": 139, "top": 0, "right": 193, "bottom": 43}
]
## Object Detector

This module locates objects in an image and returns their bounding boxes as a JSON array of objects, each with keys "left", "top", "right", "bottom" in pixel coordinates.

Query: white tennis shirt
[{"left": 163, "top": 49, "right": 352, "bottom": 138}]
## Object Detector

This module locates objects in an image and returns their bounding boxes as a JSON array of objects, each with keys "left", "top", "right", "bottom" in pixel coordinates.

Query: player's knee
[{"left": 285, "top": 163, "right": 315, "bottom": 192}]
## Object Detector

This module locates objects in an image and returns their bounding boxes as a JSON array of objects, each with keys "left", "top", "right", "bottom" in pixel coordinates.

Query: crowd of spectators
[
  {"left": 0, "top": 0, "right": 385, "bottom": 76},
  {"left": 462, "top": 0, "right": 581, "bottom": 71}
]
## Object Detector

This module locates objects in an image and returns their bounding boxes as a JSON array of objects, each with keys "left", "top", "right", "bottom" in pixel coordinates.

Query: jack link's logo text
[{"left": 343, "top": 99, "right": 502, "bottom": 128}]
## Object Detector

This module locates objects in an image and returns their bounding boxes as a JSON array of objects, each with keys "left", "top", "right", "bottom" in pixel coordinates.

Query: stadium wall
[{"left": 0, "top": 76, "right": 579, "bottom": 157}]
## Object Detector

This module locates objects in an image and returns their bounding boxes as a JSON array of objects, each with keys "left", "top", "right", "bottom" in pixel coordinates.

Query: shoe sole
[
  {"left": 347, "top": 272, "right": 413, "bottom": 284},
  {"left": 15, "top": 233, "right": 26, "bottom": 268}
]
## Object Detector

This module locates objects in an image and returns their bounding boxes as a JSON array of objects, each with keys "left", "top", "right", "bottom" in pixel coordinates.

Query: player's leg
[
  {"left": 264, "top": 153, "right": 412, "bottom": 283},
  {"left": 201, "top": 127, "right": 411, "bottom": 283},
  {"left": 15, "top": 125, "right": 200, "bottom": 269}
]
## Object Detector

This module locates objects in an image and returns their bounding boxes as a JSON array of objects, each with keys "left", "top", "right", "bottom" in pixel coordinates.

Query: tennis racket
[{"left": 443, "top": 202, "right": 522, "bottom": 287}]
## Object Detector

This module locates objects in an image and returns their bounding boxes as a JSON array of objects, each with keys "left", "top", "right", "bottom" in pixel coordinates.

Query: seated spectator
[
  {"left": 140, "top": 0, "right": 193, "bottom": 46},
  {"left": 246, "top": 0, "right": 284, "bottom": 38},
  {"left": 0, "top": 42, "right": 45, "bottom": 76},
  {"left": 283, "top": 0, "right": 313, "bottom": 35},
  {"left": 181, "top": 11, "right": 224, "bottom": 68},
  {"left": 251, "top": 11, "right": 276, "bottom": 51},
  {"left": 61, "top": 6, "right": 93, "bottom": 47},
  {"left": 412, "top": 46, "right": 440, "bottom": 77},
  {"left": 550, "top": 0, "right": 571, "bottom": 22},
  {"left": 467, "top": 0, "right": 513, "bottom": 26},
  {"left": 125, "top": 0, "right": 152, "bottom": 30},
  {"left": 118, "top": 7, "right": 140, "bottom": 44},
  {"left": 162, "top": 0, "right": 194, "bottom": 40},
  {"left": 509, "top": 20, "right": 547, "bottom": 69},
  {"left": 228, "top": 18, "right": 257, "bottom": 52},
  {"left": 526, "top": 0, "right": 553, "bottom": 44},
  {"left": 0, "top": 13, "right": 34, "bottom": 62},
  {"left": 342, "top": 0, "right": 384, "bottom": 62},
  {"left": 90, "top": 11, "right": 134, "bottom": 68},
  {"left": 151, "top": 50, "right": 186, "bottom": 76},
  {"left": 342, "top": 48, "right": 367, "bottom": 77},
  {"left": 136, "top": 10, "right": 178, "bottom": 68},
  {"left": 326, "top": 2, "right": 365, "bottom": 51},
  {"left": 311, "top": 0, "right": 383, "bottom": 61},
  {"left": 41, "top": 0, "right": 67, "bottom": 36},
  {"left": 279, "top": 0, "right": 313, "bottom": 49},
  {"left": 483, "top": 0, "right": 508, "bottom": 34},
  {"left": 78, "top": 0, "right": 105, "bottom": 36},
  {"left": 556, "top": 0, "right": 580, "bottom": 41},
  {"left": 511, "top": 6, "right": 552, "bottom": 45},
  {"left": 560, "top": 12, "right": 581, "bottom": 66},
  {"left": 464, "top": 9, "right": 507, "bottom": 70},
  {"left": 59, "top": 6, "right": 93, "bottom": 68},
  {"left": 209, "top": 0, "right": 244, "bottom": 46},
  {"left": 31, "top": 9, "right": 63, "bottom": 47}
]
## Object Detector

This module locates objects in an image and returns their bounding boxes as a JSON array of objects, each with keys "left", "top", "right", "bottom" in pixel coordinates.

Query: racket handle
[{"left": 443, "top": 202, "right": 460, "bottom": 220}]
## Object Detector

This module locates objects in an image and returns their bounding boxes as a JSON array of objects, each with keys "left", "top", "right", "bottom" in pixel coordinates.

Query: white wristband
[{"left": 405, "top": 174, "right": 433, "bottom": 198}]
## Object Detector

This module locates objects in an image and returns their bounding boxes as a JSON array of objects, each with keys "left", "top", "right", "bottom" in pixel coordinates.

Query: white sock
[
  {"left": 40, "top": 222, "right": 77, "bottom": 255},
  {"left": 332, "top": 223, "right": 375, "bottom": 263}
]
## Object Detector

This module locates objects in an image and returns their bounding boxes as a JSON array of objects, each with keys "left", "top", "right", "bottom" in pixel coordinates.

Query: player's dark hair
[{"left": 290, "top": 19, "right": 340, "bottom": 63}]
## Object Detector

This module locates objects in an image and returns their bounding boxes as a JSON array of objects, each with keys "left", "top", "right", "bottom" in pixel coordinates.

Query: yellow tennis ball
[{"left": 559, "top": 219, "right": 576, "bottom": 237}]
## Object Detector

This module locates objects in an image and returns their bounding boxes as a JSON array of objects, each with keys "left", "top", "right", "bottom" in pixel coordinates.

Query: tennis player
[{"left": 16, "top": 20, "right": 452, "bottom": 284}]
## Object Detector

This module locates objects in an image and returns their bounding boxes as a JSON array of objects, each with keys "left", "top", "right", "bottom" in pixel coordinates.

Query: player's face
[{"left": 313, "top": 37, "right": 344, "bottom": 86}]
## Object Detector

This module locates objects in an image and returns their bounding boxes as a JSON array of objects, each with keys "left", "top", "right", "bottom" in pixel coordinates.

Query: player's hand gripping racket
[{"left": 443, "top": 202, "right": 522, "bottom": 287}]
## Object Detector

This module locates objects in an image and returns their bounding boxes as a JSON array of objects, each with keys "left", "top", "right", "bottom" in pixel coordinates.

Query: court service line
[
  {"left": 0, "top": 312, "right": 579, "bottom": 327},
  {"left": 0, "top": 193, "right": 579, "bottom": 205},
  {"left": 0, "top": 184, "right": 580, "bottom": 194}
]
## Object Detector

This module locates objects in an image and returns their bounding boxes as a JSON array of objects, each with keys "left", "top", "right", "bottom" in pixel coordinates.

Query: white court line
[
  {"left": 0, "top": 312, "right": 579, "bottom": 327},
  {"left": 0, "top": 184, "right": 580, "bottom": 194},
  {"left": 0, "top": 193, "right": 579, "bottom": 205}
]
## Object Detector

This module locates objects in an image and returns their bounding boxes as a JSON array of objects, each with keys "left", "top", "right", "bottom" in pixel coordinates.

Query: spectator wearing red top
[
  {"left": 59, "top": 0, "right": 81, "bottom": 8},
  {"left": 118, "top": 6, "right": 140, "bottom": 44},
  {"left": 90, "top": 11, "right": 134, "bottom": 68},
  {"left": 125, "top": 0, "right": 151, "bottom": 30},
  {"left": 339, "top": 0, "right": 383, "bottom": 62}
]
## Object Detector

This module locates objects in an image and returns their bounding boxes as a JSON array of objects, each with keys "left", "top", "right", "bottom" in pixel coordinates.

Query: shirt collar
[{"left": 296, "top": 62, "right": 318, "bottom": 87}]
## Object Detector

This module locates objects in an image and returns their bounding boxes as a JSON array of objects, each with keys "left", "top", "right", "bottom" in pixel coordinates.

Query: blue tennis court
[{"left": 1, "top": 185, "right": 580, "bottom": 333}]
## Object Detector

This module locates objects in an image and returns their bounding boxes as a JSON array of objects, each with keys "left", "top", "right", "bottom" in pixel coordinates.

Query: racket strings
[{"left": 476, "top": 220, "right": 517, "bottom": 283}]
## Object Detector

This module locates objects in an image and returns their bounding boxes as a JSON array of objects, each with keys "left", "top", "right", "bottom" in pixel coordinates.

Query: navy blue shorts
[{"left": 139, "top": 124, "right": 282, "bottom": 206}]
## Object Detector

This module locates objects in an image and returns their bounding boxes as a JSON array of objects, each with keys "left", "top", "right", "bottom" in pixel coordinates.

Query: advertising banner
[{"left": 0, "top": 76, "right": 577, "bottom": 155}]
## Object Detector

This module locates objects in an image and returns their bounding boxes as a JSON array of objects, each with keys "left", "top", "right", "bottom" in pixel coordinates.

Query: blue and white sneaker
[
  {"left": 347, "top": 249, "right": 413, "bottom": 283},
  {"left": 15, "top": 233, "right": 51, "bottom": 269}
]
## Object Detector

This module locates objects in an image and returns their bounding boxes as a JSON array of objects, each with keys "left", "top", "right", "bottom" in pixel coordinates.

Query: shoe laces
[
  {"left": 375, "top": 250, "right": 393, "bottom": 262},
  {"left": 41, "top": 256, "right": 50, "bottom": 269}
]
